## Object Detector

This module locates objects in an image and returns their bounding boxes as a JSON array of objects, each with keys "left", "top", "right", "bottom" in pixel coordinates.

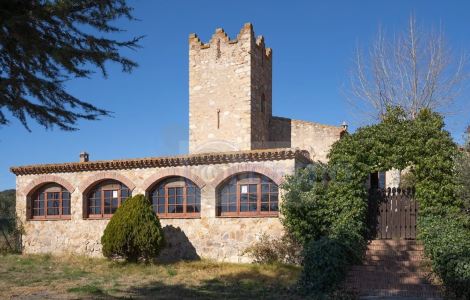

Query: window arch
[
  {"left": 217, "top": 172, "right": 279, "bottom": 217},
  {"left": 30, "top": 183, "right": 71, "bottom": 220},
  {"left": 85, "top": 180, "right": 131, "bottom": 218},
  {"left": 149, "top": 177, "right": 201, "bottom": 218}
]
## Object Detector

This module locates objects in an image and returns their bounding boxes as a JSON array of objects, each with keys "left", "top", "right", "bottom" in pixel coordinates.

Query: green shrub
[
  {"left": 280, "top": 163, "right": 367, "bottom": 294},
  {"left": 455, "top": 151, "right": 470, "bottom": 213},
  {"left": 300, "top": 236, "right": 348, "bottom": 293},
  {"left": 0, "top": 189, "right": 15, "bottom": 219},
  {"left": 0, "top": 189, "right": 23, "bottom": 253},
  {"left": 101, "top": 194, "right": 164, "bottom": 262},
  {"left": 419, "top": 211, "right": 470, "bottom": 299},
  {"left": 280, "top": 164, "right": 332, "bottom": 246},
  {"left": 0, "top": 216, "right": 23, "bottom": 254},
  {"left": 399, "top": 169, "right": 417, "bottom": 189},
  {"left": 299, "top": 223, "right": 365, "bottom": 294},
  {"left": 244, "top": 233, "right": 303, "bottom": 265},
  {"left": 290, "top": 108, "right": 464, "bottom": 295}
]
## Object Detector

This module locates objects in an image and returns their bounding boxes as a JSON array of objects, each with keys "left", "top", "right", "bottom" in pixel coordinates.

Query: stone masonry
[
  {"left": 12, "top": 23, "right": 343, "bottom": 262},
  {"left": 189, "top": 23, "right": 270, "bottom": 153},
  {"left": 189, "top": 23, "right": 343, "bottom": 160},
  {"left": 15, "top": 156, "right": 296, "bottom": 262}
]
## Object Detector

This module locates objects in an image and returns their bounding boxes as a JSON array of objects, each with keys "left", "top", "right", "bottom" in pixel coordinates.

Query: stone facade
[
  {"left": 11, "top": 23, "right": 343, "bottom": 262},
  {"left": 15, "top": 159, "right": 295, "bottom": 262},
  {"left": 385, "top": 169, "right": 401, "bottom": 188},
  {"left": 188, "top": 23, "right": 342, "bottom": 160},
  {"left": 189, "top": 24, "right": 273, "bottom": 153},
  {"left": 270, "top": 117, "right": 344, "bottom": 162}
]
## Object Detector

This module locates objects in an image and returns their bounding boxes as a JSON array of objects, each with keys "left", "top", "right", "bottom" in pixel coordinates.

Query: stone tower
[{"left": 188, "top": 23, "right": 272, "bottom": 153}]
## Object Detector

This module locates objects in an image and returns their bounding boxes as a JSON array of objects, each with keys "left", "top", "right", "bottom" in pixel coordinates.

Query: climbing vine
[
  {"left": 291, "top": 107, "right": 469, "bottom": 296},
  {"left": 328, "top": 107, "right": 459, "bottom": 210}
]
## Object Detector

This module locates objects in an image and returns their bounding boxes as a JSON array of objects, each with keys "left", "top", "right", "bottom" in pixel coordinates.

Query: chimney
[
  {"left": 79, "top": 152, "right": 89, "bottom": 163},
  {"left": 341, "top": 121, "right": 348, "bottom": 131}
]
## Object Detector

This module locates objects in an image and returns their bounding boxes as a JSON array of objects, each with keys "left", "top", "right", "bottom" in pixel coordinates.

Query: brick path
[{"left": 345, "top": 240, "right": 442, "bottom": 299}]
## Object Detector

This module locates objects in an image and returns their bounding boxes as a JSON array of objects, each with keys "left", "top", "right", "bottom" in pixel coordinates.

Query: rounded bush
[{"left": 101, "top": 194, "right": 164, "bottom": 262}]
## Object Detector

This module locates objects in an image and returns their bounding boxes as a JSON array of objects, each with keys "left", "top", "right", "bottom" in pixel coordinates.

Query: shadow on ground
[
  {"left": 125, "top": 271, "right": 300, "bottom": 300},
  {"left": 69, "top": 267, "right": 301, "bottom": 300}
]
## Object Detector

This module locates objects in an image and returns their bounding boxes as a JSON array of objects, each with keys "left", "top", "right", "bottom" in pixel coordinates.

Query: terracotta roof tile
[{"left": 10, "top": 148, "right": 311, "bottom": 176}]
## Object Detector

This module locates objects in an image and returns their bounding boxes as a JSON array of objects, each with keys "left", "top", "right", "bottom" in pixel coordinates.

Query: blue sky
[{"left": 1, "top": 0, "right": 470, "bottom": 190}]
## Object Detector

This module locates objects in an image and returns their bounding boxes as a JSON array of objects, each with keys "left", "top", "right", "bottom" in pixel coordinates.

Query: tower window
[{"left": 261, "top": 94, "right": 266, "bottom": 113}]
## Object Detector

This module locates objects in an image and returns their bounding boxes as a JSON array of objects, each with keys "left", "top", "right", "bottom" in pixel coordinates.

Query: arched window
[
  {"left": 86, "top": 180, "right": 131, "bottom": 218},
  {"left": 149, "top": 177, "right": 201, "bottom": 218},
  {"left": 30, "top": 183, "right": 71, "bottom": 220},
  {"left": 217, "top": 172, "right": 279, "bottom": 217}
]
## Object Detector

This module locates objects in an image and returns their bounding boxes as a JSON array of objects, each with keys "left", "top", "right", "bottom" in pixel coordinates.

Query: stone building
[{"left": 11, "top": 23, "right": 344, "bottom": 262}]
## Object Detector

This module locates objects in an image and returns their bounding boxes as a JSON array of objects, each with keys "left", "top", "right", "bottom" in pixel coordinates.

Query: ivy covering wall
[{"left": 282, "top": 107, "right": 470, "bottom": 297}]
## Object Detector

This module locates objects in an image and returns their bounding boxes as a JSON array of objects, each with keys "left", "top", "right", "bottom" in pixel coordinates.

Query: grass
[
  {"left": 67, "top": 284, "right": 106, "bottom": 295},
  {"left": 0, "top": 254, "right": 302, "bottom": 299}
]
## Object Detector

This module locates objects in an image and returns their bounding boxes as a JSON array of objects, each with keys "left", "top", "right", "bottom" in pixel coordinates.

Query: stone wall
[
  {"left": 250, "top": 35, "right": 272, "bottom": 149},
  {"left": 188, "top": 23, "right": 342, "bottom": 160},
  {"left": 385, "top": 169, "right": 401, "bottom": 189},
  {"left": 291, "top": 119, "right": 343, "bottom": 162},
  {"left": 189, "top": 24, "right": 252, "bottom": 153},
  {"left": 188, "top": 23, "right": 272, "bottom": 154},
  {"left": 16, "top": 159, "right": 295, "bottom": 262},
  {"left": 14, "top": 23, "right": 344, "bottom": 263},
  {"left": 269, "top": 117, "right": 343, "bottom": 162},
  {"left": 269, "top": 116, "right": 292, "bottom": 148}
]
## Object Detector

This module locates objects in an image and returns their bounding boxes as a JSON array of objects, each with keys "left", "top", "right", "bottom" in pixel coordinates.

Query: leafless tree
[{"left": 349, "top": 16, "right": 469, "bottom": 120}]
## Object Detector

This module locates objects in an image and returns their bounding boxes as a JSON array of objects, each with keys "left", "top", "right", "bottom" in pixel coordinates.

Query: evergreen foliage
[
  {"left": 286, "top": 107, "right": 468, "bottom": 295},
  {"left": 101, "top": 194, "right": 164, "bottom": 262},
  {"left": 455, "top": 128, "right": 470, "bottom": 213},
  {"left": 419, "top": 212, "right": 470, "bottom": 299},
  {"left": 281, "top": 163, "right": 332, "bottom": 245},
  {"left": 0, "top": 189, "right": 15, "bottom": 219},
  {"left": 0, "top": 189, "right": 21, "bottom": 253},
  {"left": 0, "top": 189, "right": 16, "bottom": 234},
  {"left": 0, "top": 0, "right": 142, "bottom": 130}
]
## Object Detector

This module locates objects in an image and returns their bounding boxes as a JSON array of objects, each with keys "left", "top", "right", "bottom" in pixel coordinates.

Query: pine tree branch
[{"left": 0, "top": 0, "right": 142, "bottom": 131}]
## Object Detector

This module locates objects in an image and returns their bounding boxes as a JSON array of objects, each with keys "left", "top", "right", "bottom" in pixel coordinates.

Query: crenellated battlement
[
  {"left": 189, "top": 22, "right": 273, "bottom": 153},
  {"left": 255, "top": 35, "right": 272, "bottom": 58},
  {"left": 189, "top": 23, "right": 271, "bottom": 59}
]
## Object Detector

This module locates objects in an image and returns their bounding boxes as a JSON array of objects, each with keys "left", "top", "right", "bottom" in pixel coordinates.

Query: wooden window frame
[
  {"left": 30, "top": 187, "right": 71, "bottom": 220},
  {"left": 86, "top": 182, "right": 130, "bottom": 219},
  {"left": 150, "top": 178, "right": 201, "bottom": 219},
  {"left": 217, "top": 173, "right": 279, "bottom": 218}
]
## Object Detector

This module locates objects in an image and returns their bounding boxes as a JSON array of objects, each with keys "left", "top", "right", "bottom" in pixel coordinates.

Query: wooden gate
[{"left": 368, "top": 188, "right": 418, "bottom": 240}]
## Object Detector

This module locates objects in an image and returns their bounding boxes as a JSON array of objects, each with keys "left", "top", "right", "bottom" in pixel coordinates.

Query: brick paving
[{"left": 345, "top": 240, "right": 442, "bottom": 299}]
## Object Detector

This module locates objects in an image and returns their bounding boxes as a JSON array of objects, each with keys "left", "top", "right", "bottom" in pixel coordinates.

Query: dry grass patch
[{"left": 0, "top": 254, "right": 301, "bottom": 299}]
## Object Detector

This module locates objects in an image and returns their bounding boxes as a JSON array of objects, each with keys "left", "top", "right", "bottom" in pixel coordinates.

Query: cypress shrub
[{"left": 101, "top": 194, "right": 164, "bottom": 262}]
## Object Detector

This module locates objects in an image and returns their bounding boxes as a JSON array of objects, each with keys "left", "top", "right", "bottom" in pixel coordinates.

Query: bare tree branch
[{"left": 347, "top": 15, "right": 470, "bottom": 120}]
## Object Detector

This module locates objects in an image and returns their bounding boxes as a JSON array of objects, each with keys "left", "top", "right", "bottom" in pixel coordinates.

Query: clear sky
[{"left": 1, "top": 0, "right": 470, "bottom": 190}]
